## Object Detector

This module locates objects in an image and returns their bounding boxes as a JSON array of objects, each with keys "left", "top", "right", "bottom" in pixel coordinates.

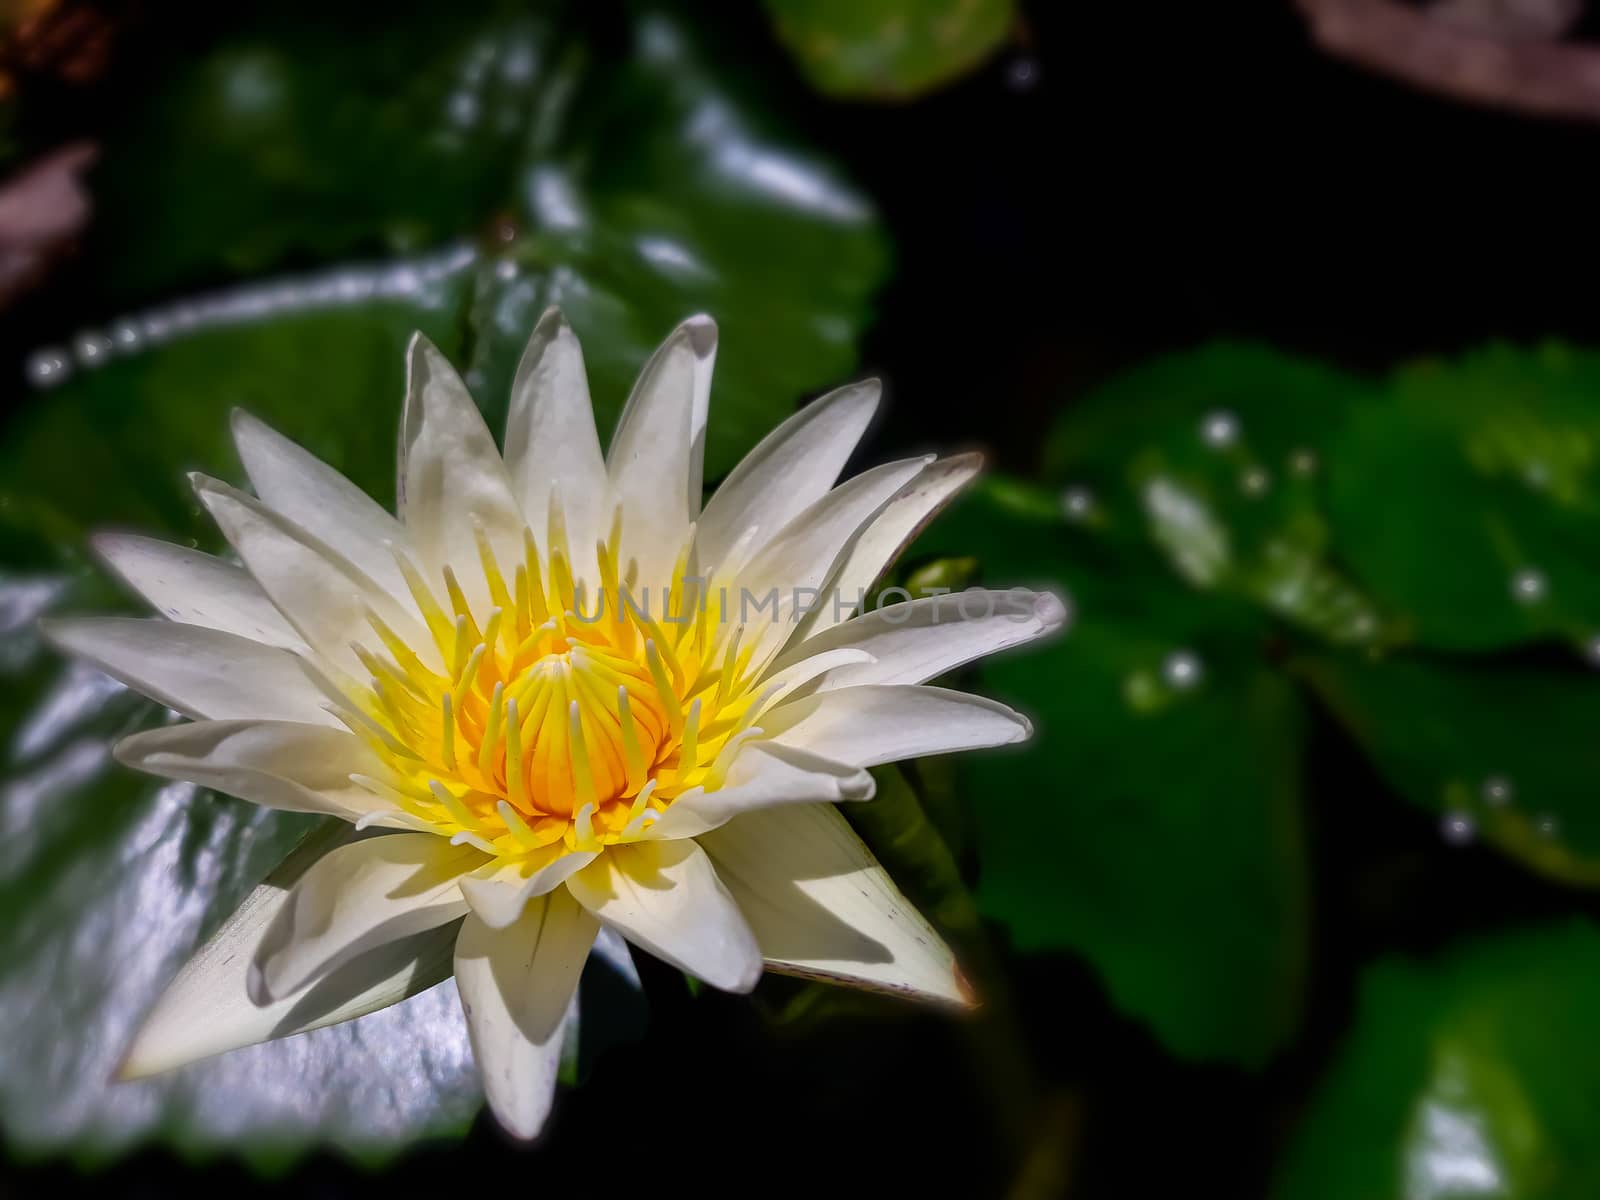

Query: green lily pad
[
  {"left": 1326, "top": 343, "right": 1600, "bottom": 654},
  {"left": 912, "top": 478, "right": 1310, "bottom": 1066},
  {"left": 1277, "top": 920, "right": 1600, "bottom": 1199},
  {"left": 763, "top": 0, "right": 1014, "bottom": 100},
  {"left": 1046, "top": 343, "right": 1389, "bottom": 648},
  {"left": 87, "top": 1, "right": 552, "bottom": 298},
  {"left": 1299, "top": 650, "right": 1600, "bottom": 886}
]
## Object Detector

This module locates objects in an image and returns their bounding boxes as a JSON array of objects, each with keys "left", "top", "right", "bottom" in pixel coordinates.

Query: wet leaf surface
[{"left": 1278, "top": 920, "right": 1600, "bottom": 1200}]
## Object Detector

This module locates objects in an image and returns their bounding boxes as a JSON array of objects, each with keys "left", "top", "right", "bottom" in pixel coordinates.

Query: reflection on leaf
[{"left": 1278, "top": 921, "right": 1600, "bottom": 1200}]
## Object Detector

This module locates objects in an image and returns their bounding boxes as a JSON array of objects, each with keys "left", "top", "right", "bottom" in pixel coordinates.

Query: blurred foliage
[
  {"left": 0, "top": 0, "right": 886, "bottom": 1164},
  {"left": 892, "top": 338, "right": 1600, "bottom": 1188},
  {"left": 763, "top": 0, "right": 1014, "bottom": 99},
  {"left": 1277, "top": 921, "right": 1600, "bottom": 1199}
]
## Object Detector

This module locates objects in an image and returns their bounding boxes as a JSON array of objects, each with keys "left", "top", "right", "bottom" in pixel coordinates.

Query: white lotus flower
[{"left": 45, "top": 311, "right": 1064, "bottom": 1140}]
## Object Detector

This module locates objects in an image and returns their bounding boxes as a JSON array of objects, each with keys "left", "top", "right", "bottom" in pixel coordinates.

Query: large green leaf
[
  {"left": 1326, "top": 344, "right": 1600, "bottom": 654},
  {"left": 1277, "top": 920, "right": 1600, "bottom": 1199},
  {"left": 911, "top": 478, "right": 1310, "bottom": 1066},
  {"left": 0, "top": 588, "right": 478, "bottom": 1166},
  {"left": 1, "top": 0, "right": 887, "bottom": 1163},
  {"left": 87, "top": 2, "right": 551, "bottom": 298},
  {"left": 1300, "top": 651, "right": 1600, "bottom": 886},
  {"left": 1045, "top": 343, "right": 1390, "bottom": 649},
  {"left": 764, "top": 0, "right": 1014, "bottom": 100}
]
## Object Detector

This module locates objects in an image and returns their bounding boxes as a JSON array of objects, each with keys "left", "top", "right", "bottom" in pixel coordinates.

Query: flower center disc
[{"left": 344, "top": 521, "right": 760, "bottom": 859}]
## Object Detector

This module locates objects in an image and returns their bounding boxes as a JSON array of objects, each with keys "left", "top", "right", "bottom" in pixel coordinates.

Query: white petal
[
  {"left": 92, "top": 533, "right": 306, "bottom": 652},
  {"left": 193, "top": 473, "right": 438, "bottom": 677},
  {"left": 607, "top": 317, "right": 717, "bottom": 589},
  {"left": 566, "top": 840, "right": 761, "bottom": 993},
  {"left": 802, "top": 453, "right": 982, "bottom": 636},
  {"left": 398, "top": 333, "right": 526, "bottom": 618},
  {"left": 735, "top": 456, "right": 932, "bottom": 669},
  {"left": 230, "top": 409, "right": 411, "bottom": 598},
  {"left": 645, "top": 741, "right": 874, "bottom": 840},
  {"left": 40, "top": 617, "right": 341, "bottom": 726},
  {"left": 119, "top": 823, "right": 458, "bottom": 1079},
  {"left": 502, "top": 308, "right": 608, "bottom": 567},
  {"left": 251, "top": 831, "right": 483, "bottom": 1002},
  {"left": 697, "top": 378, "right": 880, "bottom": 576},
  {"left": 767, "top": 588, "right": 1067, "bottom": 692},
  {"left": 453, "top": 891, "right": 599, "bottom": 1140},
  {"left": 458, "top": 849, "right": 599, "bottom": 930},
  {"left": 700, "top": 803, "right": 970, "bottom": 1007},
  {"left": 113, "top": 719, "right": 392, "bottom": 822},
  {"left": 762, "top": 684, "right": 1030, "bottom": 767}
]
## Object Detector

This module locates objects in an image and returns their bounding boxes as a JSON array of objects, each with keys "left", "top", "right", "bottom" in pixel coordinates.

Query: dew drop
[
  {"left": 1511, "top": 568, "right": 1547, "bottom": 605},
  {"left": 1537, "top": 815, "right": 1560, "bottom": 839},
  {"left": 1481, "top": 775, "right": 1513, "bottom": 807},
  {"left": 1289, "top": 448, "right": 1318, "bottom": 477},
  {"left": 1440, "top": 812, "right": 1475, "bottom": 845},
  {"left": 1006, "top": 58, "right": 1039, "bottom": 91},
  {"left": 24, "top": 350, "right": 69, "bottom": 388},
  {"left": 1200, "top": 410, "right": 1238, "bottom": 449},
  {"left": 1060, "top": 486, "right": 1094, "bottom": 520},
  {"left": 111, "top": 321, "right": 141, "bottom": 351},
  {"left": 1239, "top": 466, "right": 1271, "bottom": 497},
  {"left": 1162, "top": 650, "right": 1202, "bottom": 690},
  {"left": 73, "top": 332, "right": 112, "bottom": 366}
]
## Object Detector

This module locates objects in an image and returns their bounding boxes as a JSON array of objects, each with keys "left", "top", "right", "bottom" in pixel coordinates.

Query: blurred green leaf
[
  {"left": 1327, "top": 343, "right": 1600, "bottom": 654},
  {"left": 764, "top": 0, "right": 1013, "bottom": 100},
  {"left": 90, "top": 2, "right": 549, "bottom": 297},
  {"left": 1046, "top": 343, "right": 1390, "bottom": 648},
  {"left": 0, "top": 588, "right": 480, "bottom": 1166},
  {"left": 915, "top": 479, "right": 1310, "bottom": 1066},
  {"left": 2, "top": 254, "right": 473, "bottom": 551},
  {"left": 1277, "top": 920, "right": 1600, "bottom": 1199},
  {"left": 1300, "top": 650, "right": 1600, "bottom": 886}
]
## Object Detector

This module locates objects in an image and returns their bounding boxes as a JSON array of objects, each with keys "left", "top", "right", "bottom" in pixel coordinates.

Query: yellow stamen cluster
[{"left": 334, "top": 506, "right": 764, "bottom": 860}]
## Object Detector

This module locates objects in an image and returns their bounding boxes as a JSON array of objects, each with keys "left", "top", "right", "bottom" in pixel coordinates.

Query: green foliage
[
  {"left": 764, "top": 0, "right": 1014, "bottom": 100},
  {"left": 0, "top": 0, "right": 886, "bottom": 1164},
  {"left": 1277, "top": 921, "right": 1600, "bottom": 1200},
  {"left": 900, "top": 341, "right": 1600, "bottom": 1084}
]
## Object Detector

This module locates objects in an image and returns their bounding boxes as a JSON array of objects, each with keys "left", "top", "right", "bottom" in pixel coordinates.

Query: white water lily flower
[{"left": 44, "top": 311, "right": 1065, "bottom": 1140}]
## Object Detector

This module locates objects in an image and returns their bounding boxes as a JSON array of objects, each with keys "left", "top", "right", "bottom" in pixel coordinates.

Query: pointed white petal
[
  {"left": 113, "top": 720, "right": 392, "bottom": 821},
  {"left": 645, "top": 741, "right": 874, "bottom": 840},
  {"left": 193, "top": 473, "right": 438, "bottom": 677},
  {"left": 457, "top": 849, "right": 599, "bottom": 930},
  {"left": 763, "top": 684, "right": 1030, "bottom": 768},
  {"left": 803, "top": 453, "right": 982, "bottom": 636},
  {"left": 697, "top": 378, "right": 880, "bottom": 575},
  {"left": 566, "top": 840, "right": 761, "bottom": 993},
  {"left": 502, "top": 308, "right": 608, "bottom": 565},
  {"left": 767, "top": 588, "right": 1067, "bottom": 691},
  {"left": 119, "top": 824, "right": 458, "bottom": 1079},
  {"left": 92, "top": 533, "right": 306, "bottom": 652},
  {"left": 453, "top": 891, "right": 599, "bottom": 1140},
  {"left": 736, "top": 456, "right": 932, "bottom": 669},
  {"left": 251, "top": 831, "right": 483, "bottom": 1002},
  {"left": 398, "top": 333, "right": 526, "bottom": 618},
  {"left": 607, "top": 318, "right": 716, "bottom": 589},
  {"left": 230, "top": 409, "right": 411, "bottom": 598},
  {"left": 701, "top": 803, "right": 971, "bottom": 1007},
  {"left": 40, "top": 617, "right": 340, "bottom": 726}
]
